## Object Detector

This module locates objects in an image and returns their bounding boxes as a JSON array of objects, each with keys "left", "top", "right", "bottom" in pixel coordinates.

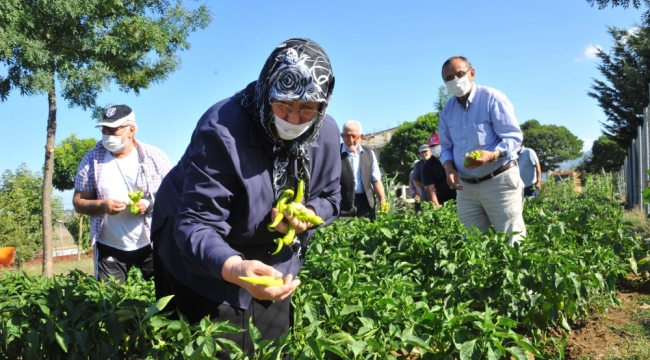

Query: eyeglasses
[
  {"left": 100, "top": 125, "right": 129, "bottom": 135},
  {"left": 341, "top": 134, "right": 361, "bottom": 140},
  {"left": 443, "top": 67, "right": 472, "bottom": 83},
  {"left": 271, "top": 102, "right": 321, "bottom": 120}
]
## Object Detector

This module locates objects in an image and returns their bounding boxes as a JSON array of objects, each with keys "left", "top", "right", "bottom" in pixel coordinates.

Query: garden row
[{"left": 0, "top": 174, "right": 644, "bottom": 359}]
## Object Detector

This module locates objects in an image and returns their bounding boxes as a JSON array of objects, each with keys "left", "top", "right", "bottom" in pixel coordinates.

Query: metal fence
[{"left": 623, "top": 107, "right": 650, "bottom": 215}]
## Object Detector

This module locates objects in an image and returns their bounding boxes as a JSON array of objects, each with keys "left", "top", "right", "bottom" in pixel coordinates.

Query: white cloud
[
  {"left": 583, "top": 44, "right": 603, "bottom": 60},
  {"left": 618, "top": 27, "right": 640, "bottom": 46},
  {"left": 582, "top": 138, "right": 594, "bottom": 153}
]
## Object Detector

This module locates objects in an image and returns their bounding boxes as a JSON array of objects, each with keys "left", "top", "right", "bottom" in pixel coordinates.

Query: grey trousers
[{"left": 457, "top": 166, "right": 526, "bottom": 245}]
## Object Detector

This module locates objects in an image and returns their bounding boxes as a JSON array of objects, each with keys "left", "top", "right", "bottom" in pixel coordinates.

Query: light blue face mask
[
  {"left": 431, "top": 145, "right": 442, "bottom": 158},
  {"left": 273, "top": 114, "right": 313, "bottom": 140}
]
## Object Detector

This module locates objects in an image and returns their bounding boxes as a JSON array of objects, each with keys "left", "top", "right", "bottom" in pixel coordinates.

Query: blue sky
[{"left": 0, "top": 0, "right": 644, "bottom": 209}]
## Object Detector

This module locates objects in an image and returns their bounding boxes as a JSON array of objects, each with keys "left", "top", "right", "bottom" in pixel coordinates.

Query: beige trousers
[{"left": 457, "top": 166, "right": 526, "bottom": 245}]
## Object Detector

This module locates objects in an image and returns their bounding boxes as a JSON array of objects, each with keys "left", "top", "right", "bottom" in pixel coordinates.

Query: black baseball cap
[{"left": 95, "top": 104, "right": 136, "bottom": 127}]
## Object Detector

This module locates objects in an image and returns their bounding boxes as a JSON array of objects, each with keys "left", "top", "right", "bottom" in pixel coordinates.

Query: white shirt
[{"left": 97, "top": 150, "right": 149, "bottom": 250}]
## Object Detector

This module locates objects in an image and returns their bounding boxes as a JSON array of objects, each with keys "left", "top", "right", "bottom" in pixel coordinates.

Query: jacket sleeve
[
  {"left": 304, "top": 116, "right": 341, "bottom": 225},
  {"left": 173, "top": 126, "right": 242, "bottom": 281}
]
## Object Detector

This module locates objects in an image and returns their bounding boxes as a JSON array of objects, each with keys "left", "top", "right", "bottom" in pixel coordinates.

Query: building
[{"left": 361, "top": 127, "right": 398, "bottom": 160}]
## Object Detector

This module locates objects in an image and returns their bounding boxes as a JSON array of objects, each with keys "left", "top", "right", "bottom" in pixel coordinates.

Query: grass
[{"left": 7, "top": 256, "right": 95, "bottom": 277}]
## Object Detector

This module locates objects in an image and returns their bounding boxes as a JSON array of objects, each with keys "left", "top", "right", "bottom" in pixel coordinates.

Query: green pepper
[
  {"left": 127, "top": 190, "right": 143, "bottom": 214},
  {"left": 294, "top": 179, "right": 305, "bottom": 203},
  {"left": 282, "top": 225, "right": 296, "bottom": 246}
]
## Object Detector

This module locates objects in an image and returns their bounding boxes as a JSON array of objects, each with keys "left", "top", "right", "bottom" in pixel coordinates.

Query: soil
[{"left": 563, "top": 280, "right": 650, "bottom": 359}]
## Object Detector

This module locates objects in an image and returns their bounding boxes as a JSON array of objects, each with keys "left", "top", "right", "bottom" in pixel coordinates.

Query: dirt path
[{"left": 564, "top": 285, "right": 650, "bottom": 359}]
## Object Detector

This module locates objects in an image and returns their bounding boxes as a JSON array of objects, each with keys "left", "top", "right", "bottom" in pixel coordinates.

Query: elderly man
[
  {"left": 438, "top": 56, "right": 525, "bottom": 244},
  {"left": 412, "top": 143, "right": 432, "bottom": 203},
  {"left": 73, "top": 104, "right": 171, "bottom": 282},
  {"left": 339, "top": 120, "right": 387, "bottom": 220}
]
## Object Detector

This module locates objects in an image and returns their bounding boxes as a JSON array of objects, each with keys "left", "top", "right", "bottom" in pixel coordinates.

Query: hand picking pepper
[
  {"left": 239, "top": 276, "right": 284, "bottom": 287},
  {"left": 127, "top": 190, "right": 143, "bottom": 215},
  {"left": 267, "top": 179, "right": 324, "bottom": 255},
  {"left": 464, "top": 150, "right": 483, "bottom": 166}
]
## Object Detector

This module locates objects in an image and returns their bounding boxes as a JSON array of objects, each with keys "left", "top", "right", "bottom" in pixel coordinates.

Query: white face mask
[
  {"left": 431, "top": 145, "right": 442, "bottom": 158},
  {"left": 102, "top": 131, "right": 129, "bottom": 153},
  {"left": 445, "top": 72, "right": 472, "bottom": 97},
  {"left": 274, "top": 114, "right": 313, "bottom": 140}
]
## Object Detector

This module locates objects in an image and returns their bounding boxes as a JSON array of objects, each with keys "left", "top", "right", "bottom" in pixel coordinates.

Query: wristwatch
[{"left": 491, "top": 149, "right": 500, "bottom": 162}]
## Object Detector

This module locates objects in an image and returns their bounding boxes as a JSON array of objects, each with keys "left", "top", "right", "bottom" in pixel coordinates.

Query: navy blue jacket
[{"left": 152, "top": 97, "right": 341, "bottom": 309}]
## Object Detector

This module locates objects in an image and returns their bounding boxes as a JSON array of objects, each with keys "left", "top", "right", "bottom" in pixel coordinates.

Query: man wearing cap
[
  {"left": 422, "top": 133, "right": 457, "bottom": 206},
  {"left": 339, "top": 120, "right": 387, "bottom": 220},
  {"left": 412, "top": 144, "right": 432, "bottom": 204},
  {"left": 73, "top": 104, "right": 172, "bottom": 283},
  {"left": 438, "top": 56, "right": 525, "bottom": 244}
]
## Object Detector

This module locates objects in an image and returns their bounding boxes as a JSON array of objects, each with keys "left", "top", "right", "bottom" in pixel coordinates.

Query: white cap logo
[{"left": 105, "top": 108, "right": 116, "bottom": 117}]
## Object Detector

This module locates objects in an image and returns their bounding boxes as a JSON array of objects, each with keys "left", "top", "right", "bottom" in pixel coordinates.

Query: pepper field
[{"left": 0, "top": 173, "right": 646, "bottom": 359}]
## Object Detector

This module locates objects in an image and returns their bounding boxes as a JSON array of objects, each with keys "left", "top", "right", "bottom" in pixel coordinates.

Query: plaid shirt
[{"left": 74, "top": 140, "right": 172, "bottom": 245}]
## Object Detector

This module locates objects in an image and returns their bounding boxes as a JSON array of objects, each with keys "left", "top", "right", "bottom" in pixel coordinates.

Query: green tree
[
  {"left": 520, "top": 119, "right": 583, "bottom": 172},
  {"left": 0, "top": 1, "right": 211, "bottom": 277},
  {"left": 433, "top": 85, "right": 452, "bottom": 114},
  {"left": 586, "top": 0, "right": 650, "bottom": 25},
  {"left": 52, "top": 133, "right": 97, "bottom": 259},
  {"left": 587, "top": 26, "right": 650, "bottom": 148},
  {"left": 379, "top": 112, "right": 439, "bottom": 185},
  {"left": 0, "top": 165, "right": 64, "bottom": 267},
  {"left": 576, "top": 135, "right": 627, "bottom": 173}
]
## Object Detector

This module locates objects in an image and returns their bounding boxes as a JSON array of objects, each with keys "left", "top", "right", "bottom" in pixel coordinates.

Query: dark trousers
[
  {"left": 353, "top": 193, "right": 376, "bottom": 220},
  {"left": 94, "top": 241, "right": 153, "bottom": 283},
  {"left": 152, "top": 226, "right": 291, "bottom": 359}
]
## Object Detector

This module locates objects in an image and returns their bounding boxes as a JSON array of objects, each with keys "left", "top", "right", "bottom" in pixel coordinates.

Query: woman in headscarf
[{"left": 151, "top": 38, "right": 340, "bottom": 356}]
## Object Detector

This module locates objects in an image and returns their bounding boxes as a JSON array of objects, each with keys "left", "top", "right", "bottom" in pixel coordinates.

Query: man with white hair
[
  {"left": 339, "top": 120, "right": 387, "bottom": 220},
  {"left": 73, "top": 104, "right": 171, "bottom": 283}
]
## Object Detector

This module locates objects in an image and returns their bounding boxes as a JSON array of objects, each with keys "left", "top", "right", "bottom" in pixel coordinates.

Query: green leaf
[
  {"left": 306, "top": 337, "right": 323, "bottom": 360},
  {"left": 348, "top": 341, "right": 367, "bottom": 357},
  {"left": 328, "top": 332, "right": 355, "bottom": 345},
  {"left": 403, "top": 335, "right": 430, "bottom": 352},
  {"left": 55, "top": 331, "right": 69, "bottom": 353},
  {"left": 143, "top": 295, "right": 173, "bottom": 322},
  {"left": 506, "top": 346, "right": 528, "bottom": 360},
  {"left": 340, "top": 305, "right": 363, "bottom": 316},
  {"left": 380, "top": 227, "right": 393, "bottom": 239},
  {"left": 459, "top": 339, "right": 480, "bottom": 360},
  {"left": 321, "top": 344, "right": 350, "bottom": 359}
]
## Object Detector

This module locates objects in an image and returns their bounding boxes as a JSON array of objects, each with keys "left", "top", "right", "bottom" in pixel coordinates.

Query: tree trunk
[
  {"left": 77, "top": 216, "right": 82, "bottom": 261},
  {"left": 41, "top": 86, "right": 57, "bottom": 278}
]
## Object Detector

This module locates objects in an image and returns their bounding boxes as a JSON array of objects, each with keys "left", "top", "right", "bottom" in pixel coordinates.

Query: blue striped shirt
[{"left": 439, "top": 83, "right": 523, "bottom": 179}]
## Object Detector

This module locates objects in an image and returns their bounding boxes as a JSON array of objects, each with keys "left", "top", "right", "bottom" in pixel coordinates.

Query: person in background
[
  {"left": 409, "top": 160, "right": 423, "bottom": 212},
  {"left": 339, "top": 120, "right": 387, "bottom": 220},
  {"left": 517, "top": 145, "right": 542, "bottom": 197},
  {"left": 422, "top": 133, "right": 457, "bottom": 206},
  {"left": 150, "top": 38, "right": 340, "bottom": 358},
  {"left": 73, "top": 104, "right": 172, "bottom": 283},
  {"left": 412, "top": 144, "right": 432, "bottom": 203},
  {"left": 438, "top": 55, "right": 525, "bottom": 244}
]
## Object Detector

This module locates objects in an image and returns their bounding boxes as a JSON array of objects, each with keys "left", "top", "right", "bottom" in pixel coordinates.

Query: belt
[{"left": 460, "top": 160, "right": 518, "bottom": 184}]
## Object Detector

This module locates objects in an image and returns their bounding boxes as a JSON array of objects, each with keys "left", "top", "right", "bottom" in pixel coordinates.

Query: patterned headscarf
[{"left": 236, "top": 38, "right": 335, "bottom": 201}]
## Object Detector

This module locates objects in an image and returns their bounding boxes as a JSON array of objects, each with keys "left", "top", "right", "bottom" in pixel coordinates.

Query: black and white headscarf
[{"left": 236, "top": 38, "right": 335, "bottom": 201}]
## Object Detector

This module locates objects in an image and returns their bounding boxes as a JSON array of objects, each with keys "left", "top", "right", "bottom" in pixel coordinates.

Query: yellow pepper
[{"left": 239, "top": 276, "right": 284, "bottom": 287}]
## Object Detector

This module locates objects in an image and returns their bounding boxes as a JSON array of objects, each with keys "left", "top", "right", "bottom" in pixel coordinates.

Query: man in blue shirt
[
  {"left": 517, "top": 145, "right": 542, "bottom": 197},
  {"left": 438, "top": 56, "right": 526, "bottom": 244},
  {"left": 339, "top": 120, "right": 387, "bottom": 220}
]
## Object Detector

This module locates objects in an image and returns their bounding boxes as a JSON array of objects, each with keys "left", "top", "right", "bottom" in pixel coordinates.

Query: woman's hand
[
  {"left": 222, "top": 256, "right": 300, "bottom": 301},
  {"left": 271, "top": 203, "right": 318, "bottom": 235}
]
